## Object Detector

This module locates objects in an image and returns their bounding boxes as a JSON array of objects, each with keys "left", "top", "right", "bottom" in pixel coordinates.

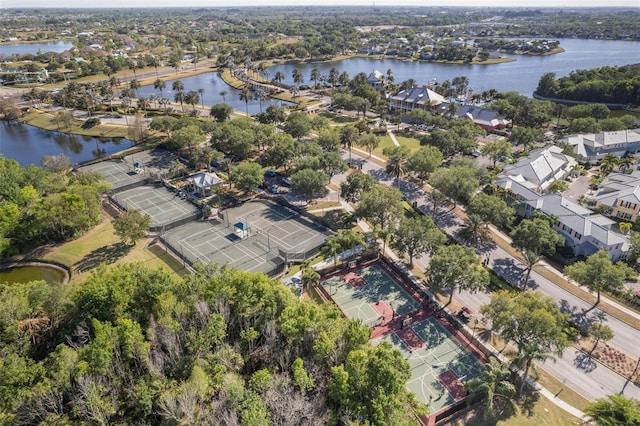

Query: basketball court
[
  {"left": 321, "top": 263, "right": 421, "bottom": 327},
  {"left": 376, "top": 317, "right": 485, "bottom": 412}
]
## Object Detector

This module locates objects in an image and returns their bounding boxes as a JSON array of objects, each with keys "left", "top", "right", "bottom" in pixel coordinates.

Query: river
[
  {"left": 0, "top": 41, "right": 74, "bottom": 56},
  {"left": 266, "top": 39, "right": 640, "bottom": 96}
]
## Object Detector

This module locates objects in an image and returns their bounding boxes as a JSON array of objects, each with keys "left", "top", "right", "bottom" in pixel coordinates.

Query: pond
[
  {"left": 136, "top": 71, "right": 296, "bottom": 116},
  {"left": 0, "top": 121, "right": 131, "bottom": 167},
  {"left": 267, "top": 38, "right": 640, "bottom": 96},
  {"left": 0, "top": 264, "right": 67, "bottom": 285},
  {"left": 0, "top": 41, "right": 74, "bottom": 56}
]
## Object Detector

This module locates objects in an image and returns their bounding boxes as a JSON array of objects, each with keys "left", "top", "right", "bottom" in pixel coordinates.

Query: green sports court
[{"left": 320, "top": 260, "right": 485, "bottom": 415}]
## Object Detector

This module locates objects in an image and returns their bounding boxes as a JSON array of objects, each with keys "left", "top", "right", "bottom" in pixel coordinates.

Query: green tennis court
[
  {"left": 321, "top": 263, "right": 421, "bottom": 327},
  {"left": 376, "top": 317, "right": 485, "bottom": 413}
]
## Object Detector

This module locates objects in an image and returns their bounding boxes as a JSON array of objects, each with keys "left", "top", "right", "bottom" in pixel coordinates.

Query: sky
[{"left": 2, "top": 0, "right": 639, "bottom": 8}]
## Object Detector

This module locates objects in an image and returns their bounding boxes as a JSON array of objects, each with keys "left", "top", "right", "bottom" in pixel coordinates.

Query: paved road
[{"left": 332, "top": 147, "right": 640, "bottom": 402}]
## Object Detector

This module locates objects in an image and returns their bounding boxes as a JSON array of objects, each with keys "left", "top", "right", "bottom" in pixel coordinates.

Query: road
[{"left": 332, "top": 145, "right": 640, "bottom": 402}]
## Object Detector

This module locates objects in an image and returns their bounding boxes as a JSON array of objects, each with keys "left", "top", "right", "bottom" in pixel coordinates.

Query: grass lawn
[
  {"left": 42, "top": 213, "right": 187, "bottom": 284},
  {"left": 372, "top": 133, "right": 421, "bottom": 158},
  {"left": 20, "top": 110, "right": 130, "bottom": 139}
]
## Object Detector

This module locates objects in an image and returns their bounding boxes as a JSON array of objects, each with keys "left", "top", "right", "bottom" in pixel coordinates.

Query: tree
[
  {"left": 283, "top": 112, "right": 312, "bottom": 140},
  {"left": 383, "top": 145, "right": 410, "bottom": 188},
  {"left": 564, "top": 249, "right": 633, "bottom": 306},
  {"left": 547, "top": 180, "right": 568, "bottom": 194},
  {"left": 509, "top": 127, "right": 543, "bottom": 148},
  {"left": 291, "top": 169, "right": 328, "bottom": 203},
  {"left": 317, "top": 128, "right": 341, "bottom": 152},
  {"left": 310, "top": 68, "right": 320, "bottom": 89},
  {"left": 229, "top": 161, "right": 263, "bottom": 192},
  {"left": 427, "top": 245, "right": 489, "bottom": 305},
  {"left": 340, "top": 172, "right": 377, "bottom": 204},
  {"left": 467, "top": 194, "right": 514, "bottom": 229},
  {"left": 510, "top": 217, "right": 564, "bottom": 290},
  {"left": 430, "top": 166, "right": 478, "bottom": 208},
  {"left": 292, "top": 68, "right": 303, "bottom": 85},
  {"left": 210, "top": 103, "right": 232, "bottom": 122},
  {"left": 392, "top": 216, "right": 446, "bottom": 267},
  {"left": 481, "top": 291, "right": 569, "bottom": 396},
  {"left": 584, "top": 394, "right": 640, "bottom": 426},
  {"left": 112, "top": 210, "right": 151, "bottom": 246},
  {"left": 340, "top": 125, "right": 360, "bottom": 164},
  {"left": 481, "top": 140, "right": 512, "bottom": 169},
  {"left": 184, "top": 90, "right": 200, "bottom": 114},
  {"left": 239, "top": 86, "right": 252, "bottom": 117},
  {"left": 407, "top": 146, "right": 443, "bottom": 182},
  {"left": 219, "top": 90, "right": 228, "bottom": 104},
  {"left": 355, "top": 185, "right": 404, "bottom": 231},
  {"left": 319, "top": 152, "right": 348, "bottom": 178},
  {"left": 358, "top": 132, "right": 380, "bottom": 157},
  {"left": 599, "top": 153, "right": 619, "bottom": 176},
  {"left": 464, "top": 358, "right": 516, "bottom": 420},
  {"left": 589, "top": 322, "right": 614, "bottom": 355}
]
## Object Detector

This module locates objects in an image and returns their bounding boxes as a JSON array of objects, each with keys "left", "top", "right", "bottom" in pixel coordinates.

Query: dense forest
[
  {"left": 0, "top": 155, "right": 110, "bottom": 258},
  {"left": 534, "top": 65, "right": 640, "bottom": 106},
  {"left": 0, "top": 262, "right": 423, "bottom": 425}
]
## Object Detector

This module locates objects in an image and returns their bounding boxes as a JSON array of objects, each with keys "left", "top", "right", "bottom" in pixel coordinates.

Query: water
[
  {"left": 0, "top": 265, "right": 66, "bottom": 284},
  {"left": 0, "top": 41, "right": 74, "bottom": 56},
  {"left": 267, "top": 39, "right": 640, "bottom": 96},
  {"left": 136, "top": 71, "right": 295, "bottom": 116},
  {"left": 0, "top": 121, "right": 131, "bottom": 167}
]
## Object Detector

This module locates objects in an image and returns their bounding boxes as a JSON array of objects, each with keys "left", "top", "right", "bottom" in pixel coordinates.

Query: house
[
  {"left": 367, "top": 70, "right": 385, "bottom": 90},
  {"left": 496, "top": 176, "right": 630, "bottom": 261},
  {"left": 185, "top": 172, "right": 223, "bottom": 198},
  {"left": 498, "top": 145, "right": 577, "bottom": 192},
  {"left": 560, "top": 128, "right": 640, "bottom": 162},
  {"left": 595, "top": 171, "right": 640, "bottom": 222},
  {"left": 453, "top": 105, "right": 511, "bottom": 134},
  {"left": 389, "top": 84, "right": 445, "bottom": 113}
]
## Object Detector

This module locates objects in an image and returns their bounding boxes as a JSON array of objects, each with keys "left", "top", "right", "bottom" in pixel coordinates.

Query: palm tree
[
  {"left": 599, "top": 153, "right": 619, "bottom": 175},
  {"left": 618, "top": 157, "right": 635, "bottom": 173},
  {"left": 464, "top": 358, "right": 516, "bottom": 419},
  {"left": 273, "top": 71, "right": 285, "bottom": 85},
  {"left": 322, "top": 237, "right": 343, "bottom": 267},
  {"left": 198, "top": 88, "right": 205, "bottom": 108},
  {"left": 129, "top": 79, "right": 141, "bottom": 99},
  {"left": 384, "top": 146, "right": 409, "bottom": 188},
  {"left": 185, "top": 90, "right": 200, "bottom": 114},
  {"left": 172, "top": 80, "right": 184, "bottom": 94},
  {"left": 301, "top": 265, "right": 320, "bottom": 294},
  {"left": 328, "top": 67, "right": 339, "bottom": 91},
  {"left": 169, "top": 159, "right": 188, "bottom": 178},
  {"left": 340, "top": 125, "right": 360, "bottom": 164},
  {"left": 239, "top": 86, "right": 252, "bottom": 116},
  {"left": 254, "top": 88, "right": 266, "bottom": 113},
  {"left": 292, "top": 68, "right": 304, "bottom": 85},
  {"left": 219, "top": 90, "right": 228, "bottom": 104},
  {"left": 515, "top": 341, "right": 558, "bottom": 397},
  {"left": 201, "top": 147, "right": 222, "bottom": 172},
  {"left": 154, "top": 79, "right": 165, "bottom": 98},
  {"left": 458, "top": 214, "right": 489, "bottom": 247},
  {"left": 174, "top": 90, "right": 185, "bottom": 113},
  {"left": 310, "top": 68, "right": 320, "bottom": 89}
]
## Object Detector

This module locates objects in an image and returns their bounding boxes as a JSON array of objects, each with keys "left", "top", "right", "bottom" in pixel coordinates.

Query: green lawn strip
[
  {"left": 20, "top": 110, "right": 130, "bottom": 138},
  {"left": 308, "top": 200, "right": 341, "bottom": 211}
]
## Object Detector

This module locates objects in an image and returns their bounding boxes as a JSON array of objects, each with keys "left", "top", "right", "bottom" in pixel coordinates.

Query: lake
[
  {"left": 266, "top": 39, "right": 640, "bottom": 96},
  {"left": 0, "top": 265, "right": 66, "bottom": 285},
  {"left": 0, "top": 121, "right": 131, "bottom": 167},
  {"left": 0, "top": 41, "right": 74, "bottom": 56},
  {"left": 136, "top": 71, "right": 296, "bottom": 116}
]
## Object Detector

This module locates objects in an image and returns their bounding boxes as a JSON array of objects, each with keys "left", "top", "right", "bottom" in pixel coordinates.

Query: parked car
[
  {"left": 282, "top": 177, "right": 292, "bottom": 186},
  {"left": 270, "top": 185, "right": 279, "bottom": 194},
  {"left": 264, "top": 169, "right": 276, "bottom": 177}
]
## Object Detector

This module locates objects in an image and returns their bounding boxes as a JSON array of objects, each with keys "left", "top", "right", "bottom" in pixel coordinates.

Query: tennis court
[
  {"left": 321, "top": 263, "right": 421, "bottom": 327},
  {"left": 112, "top": 185, "right": 201, "bottom": 227},
  {"left": 377, "top": 317, "right": 485, "bottom": 412},
  {"left": 162, "top": 200, "right": 329, "bottom": 275},
  {"left": 80, "top": 149, "right": 179, "bottom": 190}
]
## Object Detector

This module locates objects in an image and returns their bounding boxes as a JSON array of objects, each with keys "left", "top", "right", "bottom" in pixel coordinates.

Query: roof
[
  {"left": 390, "top": 85, "right": 445, "bottom": 107},
  {"left": 562, "top": 128, "right": 640, "bottom": 160},
  {"left": 499, "top": 146, "right": 576, "bottom": 190},
  {"left": 234, "top": 222, "right": 250, "bottom": 231},
  {"left": 595, "top": 171, "right": 640, "bottom": 207},
  {"left": 454, "top": 105, "right": 511, "bottom": 128},
  {"left": 186, "top": 172, "right": 223, "bottom": 188}
]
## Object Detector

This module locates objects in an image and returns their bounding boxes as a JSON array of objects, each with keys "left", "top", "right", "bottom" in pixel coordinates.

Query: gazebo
[
  {"left": 186, "top": 172, "right": 223, "bottom": 197},
  {"left": 233, "top": 221, "right": 250, "bottom": 239}
]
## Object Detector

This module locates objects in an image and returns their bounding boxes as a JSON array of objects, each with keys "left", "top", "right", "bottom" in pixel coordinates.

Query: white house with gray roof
[
  {"left": 496, "top": 172, "right": 630, "bottom": 261},
  {"left": 389, "top": 84, "right": 445, "bottom": 113},
  {"left": 498, "top": 145, "right": 576, "bottom": 192},
  {"left": 595, "top": 170, "right": 640, "bottom": 222},
  {"left": 561, "top": 128, "right": 640, "bottom": 162}
]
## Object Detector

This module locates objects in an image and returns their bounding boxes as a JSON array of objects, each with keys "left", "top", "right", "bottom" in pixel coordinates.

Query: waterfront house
[
  {"left": 560, "top": 128, "right": 640, "bottom": 162},
  {"left": 389, "top": 84, "right": 445, "bottom": 113},
  {"left": 498, "top": 145, "right": 576, "bottom": 192}
]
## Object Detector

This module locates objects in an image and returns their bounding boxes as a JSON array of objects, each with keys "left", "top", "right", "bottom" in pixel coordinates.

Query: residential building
[
  {"left": 496, "top": 176, "right": 630, "bottom": 261},
  {"left": 389, "top": 84, "right": 445, "bottom": 113},
  {"left": 367, "top": 69, "right": 385, "bottom": 90},
  {"left": 595, "top": 171, "right": 640, "bottom": 222},
  {"left": 498, "top": 145, "right": 576, "bottom": 192},
  {"left": 453, "top": 105, "right": 511, "bottom": 134},
  {"left": 560, "top": 128, "right": 640, "bottom": 162}
]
